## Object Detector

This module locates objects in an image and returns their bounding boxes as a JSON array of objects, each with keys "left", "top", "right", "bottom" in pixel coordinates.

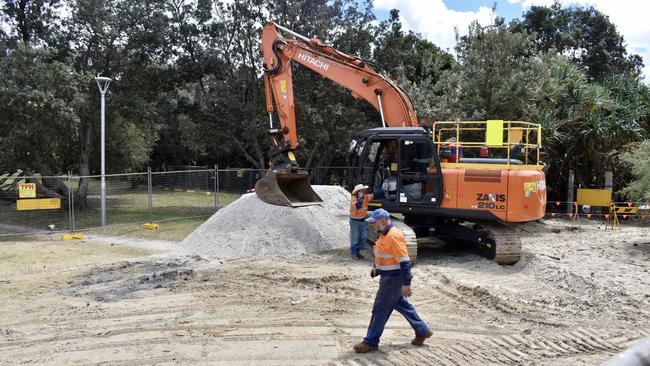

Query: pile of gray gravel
[{"left": 180, "top": 185, "right": 351, "bottom": 258}]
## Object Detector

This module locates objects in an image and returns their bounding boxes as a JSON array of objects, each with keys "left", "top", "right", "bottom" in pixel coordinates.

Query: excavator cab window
[
  {"left": 398, "top": 138, "right": 442, "bottom": 206},
  {"left": 357, "top": 138, "right": 399, "bottom": 202},
  {"left": 356, "top": 136, "right": 441, "bottom": 206}
]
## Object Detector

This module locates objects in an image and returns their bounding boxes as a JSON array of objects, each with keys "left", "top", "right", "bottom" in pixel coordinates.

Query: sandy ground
[{"left": 0, "top": 220, "right": 649, "bottom": 365}]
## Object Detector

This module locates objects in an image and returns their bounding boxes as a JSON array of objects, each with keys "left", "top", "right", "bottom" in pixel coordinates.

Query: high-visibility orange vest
[
  {"left": 374, "top": 226, "right": 410, "bottom": 271},
  {"left": 350, "top": 193, "right": 373, "bottom": 220}
]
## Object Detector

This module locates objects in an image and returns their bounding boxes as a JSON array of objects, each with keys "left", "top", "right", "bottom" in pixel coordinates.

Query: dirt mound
[{"left": 180, "top": 185, "right": 351, "bottom": 259}]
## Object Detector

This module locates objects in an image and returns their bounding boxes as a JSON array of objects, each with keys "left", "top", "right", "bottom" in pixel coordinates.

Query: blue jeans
[
  {"left": 349, "top": 219, "right": 367, "bottom": 256},
  {"left": 363, "top": 273, "right": 429, "bottom": 348}
]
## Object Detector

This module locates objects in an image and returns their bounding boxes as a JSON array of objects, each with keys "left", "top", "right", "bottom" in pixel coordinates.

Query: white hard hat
[{"left": 352, "top": 184, "right": 368, "bottom": 195}]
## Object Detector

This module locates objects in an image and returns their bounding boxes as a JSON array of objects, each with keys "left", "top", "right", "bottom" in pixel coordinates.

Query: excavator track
[
  {"left": 477, "top": 221, "right": 522, "bottom": 265},
  {"left": 391, "top": 218, "right": 419, "bottom": 264},
  {"left": 367, "top": 218, "right": 521, "bottom": 265}
]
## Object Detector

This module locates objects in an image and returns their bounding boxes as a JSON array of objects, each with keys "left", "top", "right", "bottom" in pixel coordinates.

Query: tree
[
  {"left": 521, "top": 54, "right": 649, "bottom": 197},
  {"left": 372, "top": 9, "right": 455, "bottom": 120},
  {"left": 1, "top": 0, "right": 648, "bottom": 205},
  {"left": 163, "top": 0, "right": 382, "bottom": 170},
  {"left": 453, "top": 19, "right": 535, "bottom": 120},
  {"left": 444, "top": 17, "right": 650, "bottom": 199},
  {"left": 0, "top": 45, "right": 87, "bottom": 199},
  {"left": 1, "top": 0, "right": 60, "bottom": 45},
  {"left": 620, "top": 141, "right": 650, "bottom": 200},
  {"left": 511, "top": 1, "right": 643, "bottom": 81}
]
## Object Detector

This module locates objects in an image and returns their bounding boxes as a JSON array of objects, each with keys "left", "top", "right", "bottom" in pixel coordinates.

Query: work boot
[
  {"left": 351, "top": 254, "right": 364, "bottom": 260},
  {"left": 353, "top": 342, "right": 378, "bottom": 353},
  {"left": 411, "top": 330, "right": 433, "bottom": 346}
]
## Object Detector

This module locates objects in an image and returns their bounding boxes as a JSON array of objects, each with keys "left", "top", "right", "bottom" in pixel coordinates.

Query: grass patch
[
  {"left": 0, "top": 190, "right": 241, "bottom": 234},
  {"left": 87, "top": 216, "right": 207, "bottom": 241}
]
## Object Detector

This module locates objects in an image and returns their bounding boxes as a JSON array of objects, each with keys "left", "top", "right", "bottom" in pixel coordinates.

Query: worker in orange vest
[
  {"left": 350, "top": 184, "right": 373, "bottom": 259},
  {"left": 353, "top": 208, "right": 432, "bottom": 353}
]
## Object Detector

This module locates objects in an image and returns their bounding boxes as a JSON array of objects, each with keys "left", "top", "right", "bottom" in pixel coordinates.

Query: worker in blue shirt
[{"left": 354, "top": 208, "right": 432, "bottom": 353}]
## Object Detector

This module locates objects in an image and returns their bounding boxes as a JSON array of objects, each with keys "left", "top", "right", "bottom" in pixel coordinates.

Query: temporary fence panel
[
  {"left": 0, "top": 174, "right": 72, "bottom": 236},
  {"left": 2, "top": 168, "right": 647, "bottom": 237},
  {"left": 150, "top": 169, "right": 218, "bottom": 222}
]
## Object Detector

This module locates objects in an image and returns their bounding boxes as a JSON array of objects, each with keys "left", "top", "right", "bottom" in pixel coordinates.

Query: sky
[{"left": 372, "top": 0, "right": 650, "bottom": 81}]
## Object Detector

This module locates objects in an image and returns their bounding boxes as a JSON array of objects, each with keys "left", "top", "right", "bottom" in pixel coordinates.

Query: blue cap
[{"left": 365, "top": 208, "right": 390, "bottom": 223}]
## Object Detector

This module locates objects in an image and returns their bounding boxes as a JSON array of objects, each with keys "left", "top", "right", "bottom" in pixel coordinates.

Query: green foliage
[
  {"left": 1, "top": 0, "right": 60, "bottom": 44},
  {"left": 453, "top": 19, "right": 536, "bottom": 120},
  {"left": 108, "top": 115, "right": 156, "bottom": 173},
  {"left": 372, "top": 9, "right": 455, "bottom": 119},
  {"left": 620, "top": 141, "right": 650, "bottom": 199},
  {"left": 526, "top": 53, "right": 647, "bottom": 193},
  {"left": 511, "top": 1, "right": 643, "bottom": 80},
  {"left": 0, "top": 45, "right": 87, "bottom": 173},
  {"left": 437, "top": 16, "right": 650, "bottom": 197},
  {"left": 1, "top": 0, "right": 649, "bottom": 202}
]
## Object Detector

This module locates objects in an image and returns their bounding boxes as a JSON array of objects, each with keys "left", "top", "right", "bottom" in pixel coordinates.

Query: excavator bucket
[{"left": 255, "top": 170, "right": 323, "bottom": 207}]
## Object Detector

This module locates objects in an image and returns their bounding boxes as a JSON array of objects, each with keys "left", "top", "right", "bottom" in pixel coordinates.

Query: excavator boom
[{"left": 256, "top": 22, "right": 418, "bottom": 206}]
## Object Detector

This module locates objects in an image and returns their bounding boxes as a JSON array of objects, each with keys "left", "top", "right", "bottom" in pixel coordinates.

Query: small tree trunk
[
  {"left": 304, "top": 142, "right": 320, "bottom": 170},
  {"left": 75, "top": 120, "right": 93, "bottom": 208},
  {"left": 34, "top": 164, "right": 69, "bottom": 198}
]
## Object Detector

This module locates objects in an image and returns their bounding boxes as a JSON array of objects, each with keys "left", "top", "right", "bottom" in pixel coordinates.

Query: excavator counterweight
[{"left": 255, "top": 170, "right": 322, "bottom": 207}]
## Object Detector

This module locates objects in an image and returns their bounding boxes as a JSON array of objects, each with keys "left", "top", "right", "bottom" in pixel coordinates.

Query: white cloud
[
  {"left": 510, "top": 0, "right": 556, "bottom": 7},
  {"left": 373, "top": 0, "right": 496, "bottom": 53}
]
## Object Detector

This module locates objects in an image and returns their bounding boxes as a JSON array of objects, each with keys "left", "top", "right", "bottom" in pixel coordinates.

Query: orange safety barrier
[{"left": 544, "top": 200, "right": 646, "bottom": 228}]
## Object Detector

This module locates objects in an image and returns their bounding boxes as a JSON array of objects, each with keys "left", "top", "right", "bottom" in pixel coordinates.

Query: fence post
[
  {"left": 67, "top": 171, "right": 73, "bottom": 234},
  {"left": 568, "top": 169, "right": 575, "bottom": 204},
  {"left": 214, "top": 164, "right": 218, "bottom": 209},
  {"left": 147, "top": 166, "right": 153, "bottom": 224},
  {"left": 215, "top": 164, "right": 220, "bottom": 208},
  {"left": 70, "top": 173, "right": 75, "bottom": 234}
]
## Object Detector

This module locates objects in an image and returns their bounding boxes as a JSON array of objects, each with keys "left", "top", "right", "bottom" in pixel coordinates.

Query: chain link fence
[
  {"left": 0, "top": 167, "right": 357, "bottom": 237},
  {"left": 5, "top": 166, "right": 642, "bottom": 237},
  {"left": 0, "top": 174, "right": 71, "bottom": 235}
]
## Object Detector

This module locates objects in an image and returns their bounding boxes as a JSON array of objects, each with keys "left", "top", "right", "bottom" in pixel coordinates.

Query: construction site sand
[
  {"left": 1, "top": 221, "right": 649, "bottom": 364},
  {"left": 180, "top": 185, "right": 352, "bottom": 258}
]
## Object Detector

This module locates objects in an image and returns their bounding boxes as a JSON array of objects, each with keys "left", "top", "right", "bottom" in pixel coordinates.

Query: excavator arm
[
  {"left": 262, "top": 22, "right": 418, "bottom": 151},
  {"left": 255, "top": 22, "right": 419, "bottom": 207}
]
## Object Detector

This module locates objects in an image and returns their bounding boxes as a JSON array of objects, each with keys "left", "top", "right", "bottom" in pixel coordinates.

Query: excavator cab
[{"left": 350, "top": 127, "right": 443, "bottom": 209}]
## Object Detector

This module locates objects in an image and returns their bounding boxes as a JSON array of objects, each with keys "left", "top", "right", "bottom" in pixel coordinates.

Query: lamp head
[{"left": 95, "top": 76, "right": 112, "bottom": 93}]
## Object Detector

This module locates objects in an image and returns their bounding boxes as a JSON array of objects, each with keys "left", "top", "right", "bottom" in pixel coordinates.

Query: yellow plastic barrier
[
  {"left": 61, "top": 233, "right": 84, "bottom": 240},
  {"left": 577, "top": 189, "right": 612, "bottom": 207},
  {"left": 143, "top": 223, "right": 160, "bottom": 230},
  {"left": 17, "top": 198, "right": 61, "bottom": 211}
]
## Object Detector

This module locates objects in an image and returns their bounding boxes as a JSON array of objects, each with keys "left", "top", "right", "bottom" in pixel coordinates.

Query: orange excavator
[{"left": 256, "top": 22, "right": 546, "bottom": 264}]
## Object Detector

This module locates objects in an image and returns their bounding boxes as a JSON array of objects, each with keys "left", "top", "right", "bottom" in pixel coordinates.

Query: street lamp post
[{"left": 96, "top": 76, "right": 111, "bottom": 226}]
